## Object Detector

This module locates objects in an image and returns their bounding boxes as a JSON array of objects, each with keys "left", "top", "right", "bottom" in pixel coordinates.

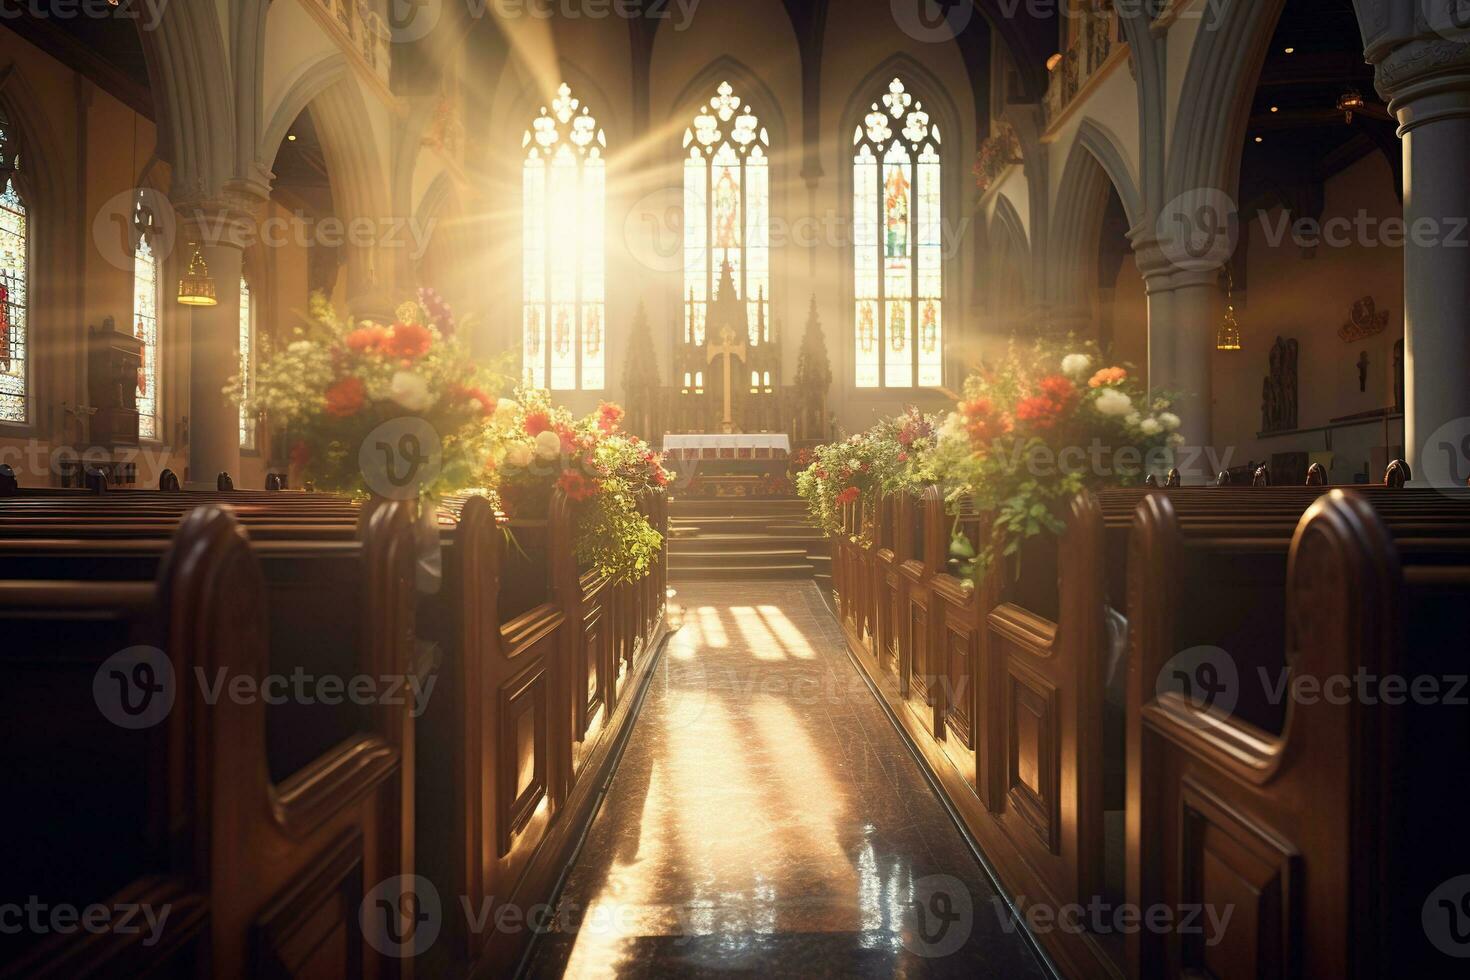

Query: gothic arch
[
  {"left": 1165, "top": 0, "right": 1290, "bottom": 207},
  {"left": 260, "top": 53, "right": 350, "bottom": 168},
  {"left": 134, "top": 0, "right": 234, "bottom": 195},
  {"left": 1049, "top": 119, "right": 1141, "bottom": 313},
  {"left": 668, "top": 56, "right": 791, "bottom": 156}
]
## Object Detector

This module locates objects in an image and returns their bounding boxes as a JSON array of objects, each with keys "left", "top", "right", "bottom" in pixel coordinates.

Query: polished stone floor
[{"left": 522, "top": 581, "right": 1049, "bottom": 979}]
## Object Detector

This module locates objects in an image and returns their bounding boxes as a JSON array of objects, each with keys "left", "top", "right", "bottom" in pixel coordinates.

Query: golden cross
[{"left": 705, "top": 324, "right": 748, "bottom": 433}]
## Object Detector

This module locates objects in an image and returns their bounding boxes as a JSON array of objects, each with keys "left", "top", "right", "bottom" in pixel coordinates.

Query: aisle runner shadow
[{"left": 522, "top": 582, "right": 1048, "bottom": 979}]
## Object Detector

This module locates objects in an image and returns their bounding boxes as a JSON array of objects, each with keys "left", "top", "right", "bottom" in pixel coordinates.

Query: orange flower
[
  {"left": 345, "top": 325, "right": 389, "bottom": 352},
  {"left": 324, "top": 376, "right": 366, "bottom": 417},
  {"left": 1088, "top": 367, "right": 1127, "bottom": 388},
  {"left": 384, "top": 322, "right": 432, "bottom": 360}
]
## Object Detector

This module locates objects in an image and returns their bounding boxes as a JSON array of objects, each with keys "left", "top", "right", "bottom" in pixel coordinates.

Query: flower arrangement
[
  {"left": 488, "top": 388, "right": 671, "bottom": 584},
  {"left": 794, "top": 407, "right": 944, "bottom": 540},
  {"left": 233, "top": 292, "right": 505, "bottom": 501},
  {"left": 920, "top": 340, "right": 1181, "bottom": 569}
]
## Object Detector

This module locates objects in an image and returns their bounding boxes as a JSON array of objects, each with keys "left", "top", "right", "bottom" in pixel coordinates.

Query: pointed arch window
[
  {"left": 132, "top": 195, "right": 162, "bottom": 440},
  {"left": 683, "top": 81, "right": 770, "bottom": 347},
  {"left": 239, "top": 275, "right": 255, "bottom": 450},
  {"left": 522, "top": 83, "right": 605, "bottom": 391},
  {"left": 0, "top": 109, "right": 30, "bottom": 425},
  {"left": 853, "top": 78, "right": 943, "bottom": 389}
]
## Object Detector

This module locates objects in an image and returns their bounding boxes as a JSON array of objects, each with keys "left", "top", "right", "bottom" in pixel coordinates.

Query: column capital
[
  {"left": 1355, "top": 2, "right": 1470, "bottom": 114},
  {"left": 1128, "top": 231, "right": 1223, "bottom": 294},
  {"left": 171, "top": 177, "right": 271, "bottom": 251}
]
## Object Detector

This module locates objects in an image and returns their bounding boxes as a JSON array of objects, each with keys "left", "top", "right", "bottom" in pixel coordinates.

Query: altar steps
[{"left": 667, "top": 497, "right": 828, "bottom": 583}]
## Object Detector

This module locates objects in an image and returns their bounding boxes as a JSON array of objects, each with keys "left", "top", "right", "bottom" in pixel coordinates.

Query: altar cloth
[{"left": 661, "top": 433, "right": 792, "bottom": 460}]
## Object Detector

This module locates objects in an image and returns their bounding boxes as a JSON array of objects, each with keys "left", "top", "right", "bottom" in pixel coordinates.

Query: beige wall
[{"left": 1213, "top": 151, "right": 1404, "bottom": 481}]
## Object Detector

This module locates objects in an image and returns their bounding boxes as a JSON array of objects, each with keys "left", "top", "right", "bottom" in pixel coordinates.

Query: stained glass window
[
  {"left": 0, "top": 110, "right": 28, "bottom": 425},
  {"left": 854, "top": 78, "right": 943, "bottom": 388},
  {"left": 133, "top": 195, "right": 161, "bottom": 440},
  {"left": 684, "top": 81, "right": 770, "bottom": 347},
  {"left": 523, "top": 83, "right": 605, "bottom": 391},
  {"left": 239, "top": 276, "right": 255, "bottom": 450}
]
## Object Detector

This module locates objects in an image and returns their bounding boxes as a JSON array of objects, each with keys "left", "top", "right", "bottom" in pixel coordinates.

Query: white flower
[
  {"left": 506, "top": 443, "right": 533, "bottom": 468},
  {"left": 1094, "top": 388, "right": 1133, "bottom": 417},
  {"left": 389, "top": 371, "right": 432, "bottom": 412},
  {"left": 1167, "top": 433, "right": 1186, "bottom": 448},
  {"left": 1159, "top": 412, "right": 1181, "bottom": 432},
  {"left": 1125, "top": 411, "right": 1141, "bottom": 428},
  {"left": 497, "top": 398, "right": 520, "bottom": 417},
  {"left": 1139, "top": 417, "right": 1163, "bottom": 436},
  {"left": 288, "top": 341, "right": 313, "bottom": 355},
  {"left": 1061, "top": 353, "right": 1093, "bottom": 378},
  {"left": 534, "top": 429, "right": 562, "bottom": 459}
]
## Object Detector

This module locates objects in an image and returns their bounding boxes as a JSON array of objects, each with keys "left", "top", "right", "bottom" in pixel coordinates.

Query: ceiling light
[
  {"left": 1337, "top": 88, "right": 1366, "bottom": 124},
  {"left": 287, "top": 134, "right": 298, "bottom": 142},
  {"left": 1254, "top": 136, "right": 1264, "bottom": 143},
  {"left": 1270, "top": 106, "right": 1280, "bottom": 113},
  {"left": 1284, "top": 47, "right": 1295, "bottom": 54},
  {"left": 1046, "top": 53, "right": 1063, "bottom": 72},
  {"left": 177, "top": 242, "right": 218, "bottom": 307}
]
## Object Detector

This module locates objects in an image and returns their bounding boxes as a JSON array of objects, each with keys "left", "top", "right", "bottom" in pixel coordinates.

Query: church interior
[{"left": 2, "top": 1, "right": 1469, "bottom": 977}]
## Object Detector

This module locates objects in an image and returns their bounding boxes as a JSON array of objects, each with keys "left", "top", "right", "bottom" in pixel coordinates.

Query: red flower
[
  {"left": 1016, "top": 394, "right": 1065, "bottom": 430},
  {"left": 345, "top": 325, "right": 389, "bottom": 352},
  {"left": 450, "top": 385, "right": 495, "bottom": 418},
  {"left": 523, "top": 410, "right": 552, "bottom": 436},
  {"left": 653, "top": 466, "right": 671, "bottom": 487},
  {"left": 1039, "top": 374, "right": 1077, "bottom": 403},
  {"left": 324, "top": 376, "right": 366, "bottom": 417},
  {"left": 835, "top": 487, "right": 861, "bottom": 506},
  {"left": 555, "top": 423, "right": 580, "bottom": 454},
  {"left": 597, "top": 402, "right": 625, "bottom": 434},
  {"left": 384, "top": 322, "right": 432, "bottom": 361},
  {"left": 557, "top": 469, "right": 598, "bottom": 502}
]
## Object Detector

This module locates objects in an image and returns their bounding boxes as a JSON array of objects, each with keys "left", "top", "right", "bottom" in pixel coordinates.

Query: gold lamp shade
[
  {"left": 177, "top": 242, "right": 218, "bottom": 307},
  {"left": 1217, "top": 269, "right": 1242, "bottom": 351}
]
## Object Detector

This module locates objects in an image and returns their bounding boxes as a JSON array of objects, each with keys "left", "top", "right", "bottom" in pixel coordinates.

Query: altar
[{"left": 660, "top": 433, "right": 793, "bottom": 497}]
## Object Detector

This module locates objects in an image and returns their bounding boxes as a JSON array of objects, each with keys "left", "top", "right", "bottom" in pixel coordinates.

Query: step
[
  {"left": 668, "top": 563, "right": 815, "bottom": 581},
  {"left": 668, "top": 549, "right": 810, "bottom": 569}
]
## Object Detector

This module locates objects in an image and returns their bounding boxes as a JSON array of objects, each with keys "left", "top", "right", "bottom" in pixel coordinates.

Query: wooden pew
[
  {"left": 0, "top": 501, "right": 416, "bottom": 979},
  {"left": 1127, "top": 488, "right": 1470, "bottom": 977},
  {"left": 415, "top": 489, "right": 670, "bottom": 978}
]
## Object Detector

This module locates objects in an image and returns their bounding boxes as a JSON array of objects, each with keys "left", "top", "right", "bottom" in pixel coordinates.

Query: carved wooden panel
[
  {"left": 252, "top": 833, "right": 363, "bottom": 979},
  {"left": 498, "top": 664, "right": 548, "bottom": 856},
  {"left": 944, "top": 623, "right": 973, "bottom": 749},
  {"left": 1006, "top": 667, "right": 1060, "bottom": 853},
  {"left": 581, "top": 611, "right": 605, "bottom": 738},
  {"left": 1179, "top": 780, "right": 1300, "bottom": 980},
  {"left": 909, "top": 602, "right": 929, "bottom": 702},
  {"left": 886, "top": 578, "right": 901, "bottom": 670}
]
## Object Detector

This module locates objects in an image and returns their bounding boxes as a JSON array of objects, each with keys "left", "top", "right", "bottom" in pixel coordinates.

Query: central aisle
[{"left": 523, "top": 581, "right": 1050, "bottom": 978}]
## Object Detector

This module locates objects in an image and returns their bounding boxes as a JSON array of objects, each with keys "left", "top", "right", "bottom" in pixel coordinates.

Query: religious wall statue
[{"left": 1261, "top": 336, "right": 1299, "bottom": 433}]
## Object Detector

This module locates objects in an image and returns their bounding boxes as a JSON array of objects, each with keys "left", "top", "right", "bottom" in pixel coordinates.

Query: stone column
[
  {"left": 1366, "top": 24, "right": 1470, "bottom": 485},
  {"left": 1135, "top": 237, "right": 1219, "bottom": 482},
  {"left": 176, "top": 193, "right": 260, "bottom": 489}
]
